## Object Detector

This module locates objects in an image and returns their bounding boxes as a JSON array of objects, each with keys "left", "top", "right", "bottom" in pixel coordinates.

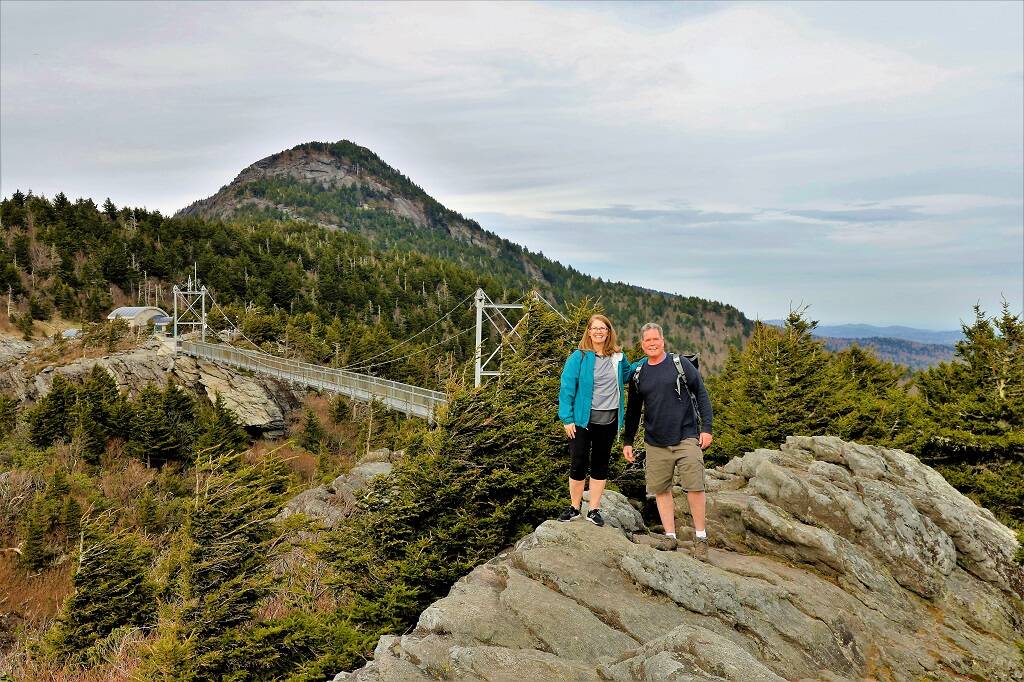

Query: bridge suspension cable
[
  {"left": 341, "top": 323, "right": 478, "bottom": 373},
  {"left": 335, "top": 290, "right": 476, "bottom": 370}
]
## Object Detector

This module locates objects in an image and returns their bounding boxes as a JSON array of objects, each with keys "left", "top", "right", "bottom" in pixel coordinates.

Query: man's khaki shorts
[{"left": 645, "top": 438, "right": 705, "bottom": 494}]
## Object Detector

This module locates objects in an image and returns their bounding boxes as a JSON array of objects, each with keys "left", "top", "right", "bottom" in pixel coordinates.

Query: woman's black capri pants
[{"left": 568, "top": 420, "right": 617, "bottom": 481}]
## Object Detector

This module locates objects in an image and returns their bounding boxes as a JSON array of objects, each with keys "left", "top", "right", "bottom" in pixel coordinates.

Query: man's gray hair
[{"left": 640, "top": 322, "right": 664, "bottom": 338}]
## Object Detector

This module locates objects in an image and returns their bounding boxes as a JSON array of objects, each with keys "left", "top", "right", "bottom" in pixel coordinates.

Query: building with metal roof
[{"left": 107, "top": 306, "right": 169, "bottom": 329}]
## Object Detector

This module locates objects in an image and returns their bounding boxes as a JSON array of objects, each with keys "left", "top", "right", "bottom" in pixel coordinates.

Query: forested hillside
[
  {"left": 0, "top": 292, "right": 1019, "bottom": 679},
  {"left": 178, "top": 140, "right": 752, "bottom": 368},
  {"left": 820, "top": 336, "right": 956, "bottom": 371}
]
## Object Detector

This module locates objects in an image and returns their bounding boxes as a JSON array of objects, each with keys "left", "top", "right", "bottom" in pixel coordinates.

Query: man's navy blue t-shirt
[{"left": 623, "top": 354, "right": 713, "bottom": 447}]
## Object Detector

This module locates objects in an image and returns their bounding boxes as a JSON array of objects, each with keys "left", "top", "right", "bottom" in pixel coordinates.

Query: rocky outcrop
[
  {"left": 337, "top": 437, "right": 1024, "bottom": 682},
  {"left": 177, "top": 146, "right": 426, "bottom": 228},
  {"left": 278, "top": 448, "right": 402, "bottom": 527},
  {"left": 0, "top": 337, "right": 302, "bottom": 435}
]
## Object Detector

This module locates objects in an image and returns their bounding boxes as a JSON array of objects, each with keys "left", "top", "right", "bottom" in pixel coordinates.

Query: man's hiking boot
[
  {"left": 587, "top": 509, "right": 605, "bottom": 527},
  {"left": 693, "top": 537, "right": 709, "bottom": 562},
  {"left": 557, "top": 506, "right": 581, "bottom": 522},
  {"left": 653, "top": 534, "right": 678, "bottom": 552}
]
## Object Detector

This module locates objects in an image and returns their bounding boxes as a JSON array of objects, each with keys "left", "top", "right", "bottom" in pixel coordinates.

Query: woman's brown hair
[{"left": 577, "top": 314, "right": 621, "bottom": 355}]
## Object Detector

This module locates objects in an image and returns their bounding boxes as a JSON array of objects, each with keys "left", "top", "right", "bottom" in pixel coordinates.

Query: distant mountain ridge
[
  {"left": 820, "top": 336, "right": 956, "bottom": 371},
  {"left": 762, "top": 321, "right": 958, "bottom": 370},
  {"left": 177, "top": 140, "right": 753, "bottom": 370},
  {"left": 765, "top": 320, "right": 963, "bottom": 345}
]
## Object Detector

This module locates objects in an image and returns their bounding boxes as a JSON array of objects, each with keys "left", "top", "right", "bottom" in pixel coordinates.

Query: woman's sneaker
[
  {"left": 586, "top": 509, "right": 605, "bottom": 527},
  {"left": 557, "top": 506, "right": 581, "bottom": 522}
]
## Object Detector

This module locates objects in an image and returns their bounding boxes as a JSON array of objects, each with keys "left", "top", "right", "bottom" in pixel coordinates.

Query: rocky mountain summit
[
  {"left": 338, "top": 436, "right": 1023, "bottom": 681},
  {"left": 177, "top": 142, "right": 534, "bottom": 271}
]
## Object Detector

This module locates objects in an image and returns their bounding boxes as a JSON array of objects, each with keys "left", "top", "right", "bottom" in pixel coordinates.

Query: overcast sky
[{"left": 2, "top": 1, "right": 1021, "bottom": 329}]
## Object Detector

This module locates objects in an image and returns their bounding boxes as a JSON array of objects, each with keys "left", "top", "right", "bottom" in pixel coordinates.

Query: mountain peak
[{"left": 174, "top": 140, "right": 752, "bottom": 370}]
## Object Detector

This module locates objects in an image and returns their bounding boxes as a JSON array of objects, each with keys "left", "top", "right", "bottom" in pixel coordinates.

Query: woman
[{"left": 557, "top": 314, "right": 632, "bottom": 527}]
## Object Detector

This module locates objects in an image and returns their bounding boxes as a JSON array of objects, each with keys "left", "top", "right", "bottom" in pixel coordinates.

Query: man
[{"left": 623, "top": 322, "right": 713, "bottom": 559}]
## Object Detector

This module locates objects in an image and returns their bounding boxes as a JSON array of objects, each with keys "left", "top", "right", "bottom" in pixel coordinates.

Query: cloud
[
  {"left": 1, "top": 1, "right": 1019, "bottom": 328},
  {"left": 787, "top": 207, "right": 925, "bottom": 223},
  {"left": 554, "top": 204, "right": 757, "bottom": 224},
  {"left": 1, "top": 2, "right": 965, "bottom": 133}
]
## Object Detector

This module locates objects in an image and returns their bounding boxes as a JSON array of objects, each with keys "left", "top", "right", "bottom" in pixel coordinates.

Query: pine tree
[
  {"left": 43, "top": 468, "right": 71, "bottom": 525},
  {"left": 43, "top": 522, "right": 157, "bottom": 663},
  {"left": 826, "top": 344, "right": 915, "bottom": 445},
  {"left": 71, "top": 398, "right": 106, "bottom": 464},
  {"left": 27, "top": 375, "right": 78, "bottom": 447},
  {"left": 193, "top": 394, "right": 249, "bottom": 459},
  {"left": 300, "top": 409, "right": 327, "bottom": 452},
  {"left": 61, "top": 496, "right": 82, "bottom": 541},
  {"left": 907, "top": 303, "right": 1024, "bottom": 530},
  {"left": 141, "top": 450, "right": 289, "bottom": 679},
  {"left": 322, "top": 297, "right": 583, "bottom": 654},
  {"left": 80, "top": 365, "right": 122, "bottom": 437},
  {"left": 710, "top": 313, "right": 834, "bottom": 462},
  {"left": 0, "top": 393, "right": 17, "bottom": 437},
  {"left": 136, "top": 487, "right": 157, "bottom": 533},
  {"left": 134, "top": 384, "right": 182, "bottom": 467},
  {"left": 20, "top": 497, "right": 49, "bottom": 571},
  {"left": 912, "top": 302, "right": 1024, "bottom": 463},
  {"left": 329, "top": 394, "right": 351, "bottom": 423}
]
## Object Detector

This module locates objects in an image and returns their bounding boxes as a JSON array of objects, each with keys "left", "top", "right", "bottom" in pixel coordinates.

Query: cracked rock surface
[{"left": 335, "top": 437, "right": 1023, "bottom": 682}]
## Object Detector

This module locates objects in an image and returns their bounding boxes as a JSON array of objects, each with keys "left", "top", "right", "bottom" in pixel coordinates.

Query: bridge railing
[{"left": 180, "top": 341, "right": 446, "bottom": 421}]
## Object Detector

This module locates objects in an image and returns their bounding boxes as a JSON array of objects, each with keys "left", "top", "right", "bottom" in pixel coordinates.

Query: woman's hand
[
  {"left": 623, "top": 445, "right": 635, "bottom": 463},
  {"left": 564, "top": 423, "right": 576, "bottom": 439}
]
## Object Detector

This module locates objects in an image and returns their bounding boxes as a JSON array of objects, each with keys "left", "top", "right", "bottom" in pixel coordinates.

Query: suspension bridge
[{"left": 170, "top": 278, "right": 562, "bottom": 421}]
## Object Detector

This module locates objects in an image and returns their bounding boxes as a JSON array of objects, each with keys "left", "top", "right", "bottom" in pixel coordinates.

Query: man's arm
[
  {"left": 681, "top": 358, "right": 713, "bottom": 445},
  {"left": 623, "top": 373, "right": 642, "bottom": 447}
]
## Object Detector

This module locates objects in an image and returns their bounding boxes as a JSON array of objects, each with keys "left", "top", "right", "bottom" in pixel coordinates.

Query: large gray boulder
[
  {"left": 0, "top": 337, "right": 302, "bottom": 435},
  {"left": 277, "top": 455, "right": 397, "bottom": 528},
  {"left": 336, "top": 436, "right": 1023, "bottom": 681}
]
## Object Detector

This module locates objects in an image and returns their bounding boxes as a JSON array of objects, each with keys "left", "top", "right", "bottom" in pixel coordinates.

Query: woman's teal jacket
[{"left": 558, "top": 349, "right": 633, "bottom": 431}]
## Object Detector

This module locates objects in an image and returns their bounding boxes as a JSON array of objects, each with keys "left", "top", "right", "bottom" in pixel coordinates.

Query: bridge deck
[{"left": 180, "top": 341, "right": 446, "bottom": 421}]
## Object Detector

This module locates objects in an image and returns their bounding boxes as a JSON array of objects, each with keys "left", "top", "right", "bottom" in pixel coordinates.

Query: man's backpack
[{"left": 632, "top": 353, "right": 704, "bottom": 430}]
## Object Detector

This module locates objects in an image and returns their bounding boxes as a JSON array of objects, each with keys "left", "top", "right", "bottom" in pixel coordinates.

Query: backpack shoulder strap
[
  {"left": 631, "top": 358, "right": 646, "bottom": 387},
  {"left": 671, "top": 353, "right": 685, "bottom": 378},
  {"left": 670, "top": 353, "right": 685, "bottom": 398}
]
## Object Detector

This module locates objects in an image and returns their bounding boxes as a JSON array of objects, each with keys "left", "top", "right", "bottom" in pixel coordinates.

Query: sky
[{"left": 1, "top": 1, "right": 1021, "bottom": 329}]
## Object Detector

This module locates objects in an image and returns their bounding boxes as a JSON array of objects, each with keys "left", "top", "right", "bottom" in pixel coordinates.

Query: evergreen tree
[
  {"left": 911, "top": 302, "right": 1024, "bottom": 463},
  {"left": 710, "top": 313, "right": 834, "bottom": 463},
  {"left": 80, "top": 365, "right": 122, "bottom": 437},
  {"left": 16, "top": 312, "right": 34, "bottom": 340},
  {"left": 826, "top": 344, "right": 915, "bottom": 444},
  {"left": 61, "top": 496, "right": 82, "bottom": 541},
  {"left": 136, "top": 487, "right": 157, "bottom": 533},
  {"left": 71, "top": 398, "right": 107, "bottom": 464},
  {"left": 329, "top": 394, "right": 351, "bottom": 423},
  {"left": 300, "top": 409, "right": 328, "bottom": 452},
  {"left": 320, "top": 297, "right": 583, "bottom": 668},
  {"left": 134, "top": 384, "right": 183, "bottom": 467},
  {"left": 102, "top": 197, "right": 117, "bottom": 220},
  {"left": 193, "top": 394, "right": 249, "bottom": 458},
  {"left": 43, "top": 522, "right": 157, "bottom": 663},
  {"left": 906, "top": 303, "right": 1024, "bottom": 530},
  {"left": 20, "top": 497, "right": 50, "bottom": 572},
  {"left": 142, "top": 450, "right": 289, "bottom": 680},
  {"left": 27, "top": 375, "right": 78, "bottom": 447},
  {"left": 43, "top": 468, "right": 71, "bottom": 525},
  {"left": 0, "top": 393, "right": 18, "bottom": 437}
]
